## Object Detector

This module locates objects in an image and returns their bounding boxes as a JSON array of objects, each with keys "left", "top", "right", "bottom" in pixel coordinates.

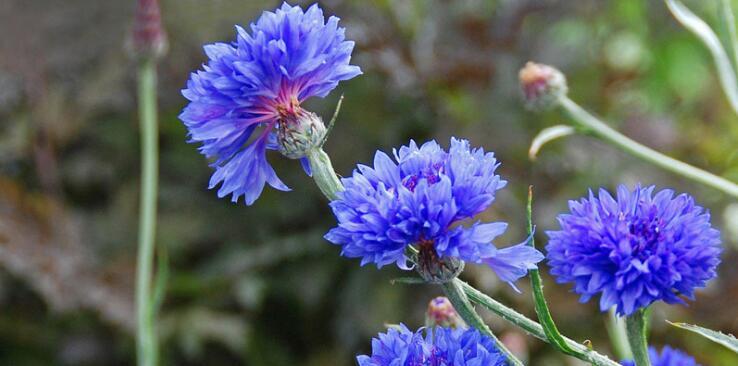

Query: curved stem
[
  {"left": 136, "top": 58, "right": 159, "bottom": 366},
  {"left": 626, "top": 308, "right": 652, "bottom": 366},
  {"left": 458, "top": 279, "right": 621, "bottom": 366},
  {"left": 559, "top": 96, "right": 738, "bottom": 198},
  {"left": 442, "top": 280, "right": 524, "bottom": 366}
]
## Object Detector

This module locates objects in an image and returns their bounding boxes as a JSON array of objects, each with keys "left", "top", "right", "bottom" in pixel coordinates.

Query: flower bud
[
  {"left": 425, "top": 297, "right": 466, "bottom": 329},
  {"left": 416, "top": 241, "right": 464, "bottom": 284},
  {"left": 129, "top": 0, "right": 168, "bottom": 60},
  {"left": 277, "top": 110, "right": 327, "bottom": 159},
  {"left": 519, "top": 62, "right": 567, "bottom": 111}
]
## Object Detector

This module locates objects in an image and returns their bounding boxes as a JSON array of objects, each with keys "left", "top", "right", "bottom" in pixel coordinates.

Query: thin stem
[
  {"left": 626, "top": 308, "right": 652, "bottom": 366},
  {"left": 458, "top": 279, "right": 621, "bottom": 366},
  {"left": 136, "top": 58, "right": 159, "bottom": 366},
  {"left": 442, "top": 280, "right": 524, "bottom": 366},
  {"left": 559, "top": 96, "right": 738, "bottom": 198}
]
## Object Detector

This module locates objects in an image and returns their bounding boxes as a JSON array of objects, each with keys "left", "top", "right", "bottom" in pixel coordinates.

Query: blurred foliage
[{"left": 1, "top": 0, "right": 738, "bottom": 365}]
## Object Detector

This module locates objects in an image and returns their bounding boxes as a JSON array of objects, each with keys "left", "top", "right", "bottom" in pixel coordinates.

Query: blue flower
[
  {"left": 180, "top": 2, "right": 361, "bottom": 205},
  {"left": 621, "top": 346, "right": 701, "bottom": 366},
  {"left": 357, "top": 324, "right": 508, "bottom": 366},
  {"left": 546, "top": 185, "right": 721, "bottom": 316},
  {"left": 325, "top": 138, "right": 543, "bottom": 287}
]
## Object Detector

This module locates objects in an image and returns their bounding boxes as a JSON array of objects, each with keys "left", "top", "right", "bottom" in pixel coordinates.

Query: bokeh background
[{"left": 1, "top": 0, "right": 738, "bottom": 365}]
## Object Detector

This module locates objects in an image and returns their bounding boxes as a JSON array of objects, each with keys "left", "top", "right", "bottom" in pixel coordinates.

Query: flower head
[
  {"left": 621, "top": 346, "right": 701, "bottom": 366},
  {"left": 180, "top": 2, "right": 361, "bottom": 205},
  {"left": 518, "top": 62, "right": 567, "bottom": 111},
  {"left": 546, "top": 185, "right": 721, "bottom": 316},
  {"left": 357, "top": 324, "right": 508, "bottom": 366},
  {"left": 325, "top": 138, "right": 543, "bottom": 287}
]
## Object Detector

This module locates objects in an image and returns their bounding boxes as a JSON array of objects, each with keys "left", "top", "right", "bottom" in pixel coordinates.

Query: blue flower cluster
[
  {"left": 621, "top": 346, "right": 701, "bottom": 366},
  {"left": 546, "top": 185, "right": 721, "bottom": 315},
  {"left": 357, "top": 324, "right": 508, "bottom": 366},
  {"left": 325, "top": 138, "right": 543, "bottom": 287},
  {"left": 180, "top": 2, "right": 361, "bottom": 205}
]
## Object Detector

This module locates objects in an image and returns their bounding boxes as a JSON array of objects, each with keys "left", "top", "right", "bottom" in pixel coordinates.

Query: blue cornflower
[
  {"left": 357, "top": 324, "right": 508, "bottom": 366},
  {"left": 180, "top": 2, "right": 361, "bottom": 205},
  {"left": 621, "top": 346, "right": 701, "bottom": 366},
  {"left": 325, "top": 138, "right": 543, "bottom": 287},
  {"left": 546, "top": 185, "right": 721, "bottom": 316}
]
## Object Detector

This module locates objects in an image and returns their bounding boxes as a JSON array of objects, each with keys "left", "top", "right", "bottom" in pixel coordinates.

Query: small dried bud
[
  {"left": 425, "top": 297, "right": 466, "bottom": 329},
  {"left": 277, "top": 110, "right": 327, "bottom": 159},
  {"left": 416, "top": 241, "right": 464, "bottom": 284},
  {"left": 129, "top": 0, "right": 168, "bottom": 60},
  {"left": 519, "top": 62, "right": 567, "bottom": 111}
]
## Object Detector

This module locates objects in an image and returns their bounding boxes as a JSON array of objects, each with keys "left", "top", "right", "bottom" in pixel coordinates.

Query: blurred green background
[{"left": 1, "top": 0, "right": 737, "bottom": 365}]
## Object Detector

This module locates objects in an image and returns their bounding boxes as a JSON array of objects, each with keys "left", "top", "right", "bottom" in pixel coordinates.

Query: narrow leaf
[
  {"left": 667, "top": 321, "right": 738, "bottom": 354},
  {"left": 526, "top": 186, "right": 578, "bottom": 356},
  {"left": 665, "top": 0, "right": 738, "bottom": 116},
  {"left": 529, "top": 125, "right": 576, "bottom": 161}
]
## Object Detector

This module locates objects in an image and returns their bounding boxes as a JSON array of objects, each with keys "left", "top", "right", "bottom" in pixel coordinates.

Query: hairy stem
[
  {"left": 458, "top": 279, "right": 621, "bottom": 366},
  {"left": 307, "top": 148, "right": 343, "bottom": 200},
  {"left": 442, "top": 280, "right": 524, "bottom": 366}
]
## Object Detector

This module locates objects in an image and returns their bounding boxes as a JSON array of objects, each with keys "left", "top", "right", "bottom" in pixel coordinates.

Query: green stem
[
  {"left": 626, "top": 308, "right": 651, "bottom": 366},
  {"left": 458, "top": 279, "right": 621, "bottom": 366},
  {"left": 559, "top": 96, "right": 738, "bottom": 198},
  {"left": 307, "top": 148, "right": 343, "bottom": 200},
  {"left": 606, "top": 308, "right": 632, "bottom": 361},
  {"left": 442, "top": 280, "right": 524, "bottom": 366},
  {"left": 525, "top": 187, "right": 576, "bottom": 356},
  {"left": 136, "top": 58, "right": 159, "bottom": 366}
]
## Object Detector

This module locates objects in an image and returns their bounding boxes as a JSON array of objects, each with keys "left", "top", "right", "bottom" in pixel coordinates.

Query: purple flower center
[
  {"left": 625, "top": 211, "right": 664, "bottom": 261},
  {"left": 402, "top": 163, "right": 445, "bottom": 192}
]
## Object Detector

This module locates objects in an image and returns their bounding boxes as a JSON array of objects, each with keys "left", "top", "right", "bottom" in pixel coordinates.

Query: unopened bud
[
  {"left": 129, "top": 0, "right": 168, "bottom": 60},
  {"left": 416, "top": 241, "right": 464, "bottom": 284},
  {"left": 519, "top": 62, "right": 567, "bottom": 111},
  {"left": 425, "top": 297, "right": 466, "bottom": 329},
  {"left": 277, "top": 110, "right": 327, "bottom": 159}
]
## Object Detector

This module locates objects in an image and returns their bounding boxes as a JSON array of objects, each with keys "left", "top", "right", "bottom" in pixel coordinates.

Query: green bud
[{"left": 277, "top": 110, "right": 326, "bottom": 159}]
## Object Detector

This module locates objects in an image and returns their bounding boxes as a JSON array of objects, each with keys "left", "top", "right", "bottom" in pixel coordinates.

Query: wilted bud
[
  {"left": 277, "top": 110, "right": 327, "bottom": 159},
  {"left": 425, "top": 297, "right": 466, "bottom": 329},
  {"left": 519, "top": 62, "right": 567, "bottom": 111},
  {"left": 129, "top": 0, "right": 168, "bottom": 60},
  {"left": 416, "top": 241, "right": 464, "bottom": 284}
]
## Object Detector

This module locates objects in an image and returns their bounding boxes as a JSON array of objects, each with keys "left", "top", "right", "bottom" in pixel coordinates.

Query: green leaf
[
  {"left": 665, "top": 0, "right": 738, "bottom": 116},
  {"left": 526, "top": 186, "right": 578, "bottom": 356},
  {"left": 667, "top": 321, "right": 738, "bottom": 354},
  {"left": 528, "top": 125, "right": 576, "bottom": 161}
]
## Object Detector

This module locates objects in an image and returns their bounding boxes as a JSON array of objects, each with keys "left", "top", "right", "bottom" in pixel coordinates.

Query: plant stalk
[
  {"left": 559, "top": 96, "right": 738, "bottom": 198},
  {"left": 442, "top": 280, "right": 524, "bottom": 366},
  {"left": 136, "top": 58, "right": 159, "bottom": 366},
  {"left": 458, "top": 279, "right": 621, "bottom": 366},
  {"left": 626, "top": 308, "right": 652, "bottom": 366}
]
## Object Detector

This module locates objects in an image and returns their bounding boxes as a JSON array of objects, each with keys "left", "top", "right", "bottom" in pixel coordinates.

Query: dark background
[{"left": 0, "top": 0, "right": 737, "bottom": 365}]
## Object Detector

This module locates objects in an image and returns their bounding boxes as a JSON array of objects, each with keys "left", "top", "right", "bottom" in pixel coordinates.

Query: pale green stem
[
  {"left": 559, "top": 96, "right": 738, "bottom": 198},
  {"left": 606, "top": 308, "right": 632, "bottom": 361},
  {"left": 307, "top": 148, "right": 343, "bottom": 200},
  {"left": 136, "top": 58, "right": 159, "bottom": 366},
  {"left": 458, "top": 279, "right": 622, "bottom": 366},
  {"left": 626, "top": 308, "right": 651, "bottom": 366},
  {"left": 442, "top": 280, "right": 524, "bottom": 366}
]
